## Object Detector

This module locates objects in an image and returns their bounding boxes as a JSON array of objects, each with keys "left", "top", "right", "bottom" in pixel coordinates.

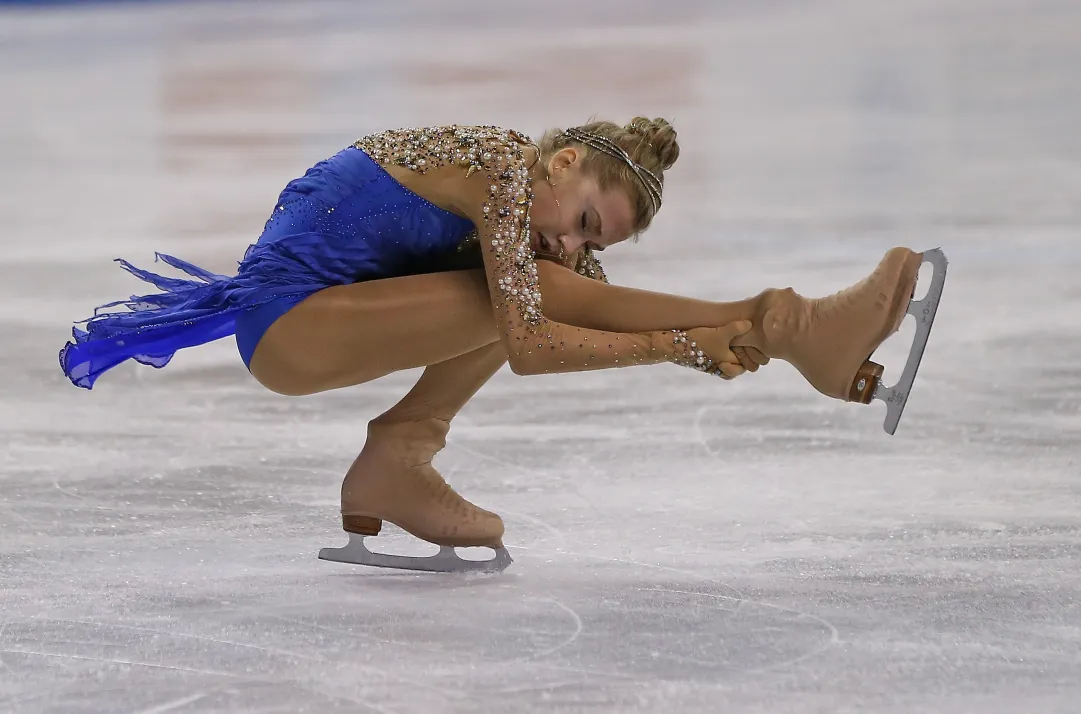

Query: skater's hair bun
[
  {"left": 625, "top": 116, "right": 680, "bottom": 172},
  {"left": 537, "top": 116, "right": 680, "bottom": 234}
]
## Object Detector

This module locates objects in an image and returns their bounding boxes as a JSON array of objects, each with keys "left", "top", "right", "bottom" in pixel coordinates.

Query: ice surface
[{"left": 1, "top": 1, "right": 1080, "bottom": 712}]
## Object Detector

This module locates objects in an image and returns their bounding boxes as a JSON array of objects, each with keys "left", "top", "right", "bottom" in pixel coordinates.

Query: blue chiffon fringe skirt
[
  {"left": 60, "top": 147, "right": 477, "bottom": 390},
  {"left": 60, "top": 197, "right": 381, "bottom": 390},
  {"left": 60, "top": 227, "right": 336, "bottom": 390}
]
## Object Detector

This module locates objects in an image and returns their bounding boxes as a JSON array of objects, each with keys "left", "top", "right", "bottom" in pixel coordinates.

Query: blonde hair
[{"left": 536, "top": 117, "right": 680, "bottom": 234}]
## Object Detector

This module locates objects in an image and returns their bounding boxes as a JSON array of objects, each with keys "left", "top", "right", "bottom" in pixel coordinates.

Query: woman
[{"left": 60, "top": 118, "right": 937, "bottom": 572}]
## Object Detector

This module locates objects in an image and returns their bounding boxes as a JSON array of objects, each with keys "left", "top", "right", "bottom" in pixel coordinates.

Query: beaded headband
[{"left": 561, "top": 127, "right": 663, "bottom": 214}]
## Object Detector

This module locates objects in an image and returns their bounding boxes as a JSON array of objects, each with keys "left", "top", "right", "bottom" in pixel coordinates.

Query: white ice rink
[{"left": 1, "top": 1, "right": 1080, "bottom": 712}]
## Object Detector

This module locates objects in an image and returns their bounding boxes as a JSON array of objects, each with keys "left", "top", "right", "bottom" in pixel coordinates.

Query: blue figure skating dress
[{"left": 60, "top": 146, "right": 477, "bottom": 389}]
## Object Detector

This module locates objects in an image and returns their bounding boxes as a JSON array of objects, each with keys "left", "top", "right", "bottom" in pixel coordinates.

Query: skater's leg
[
  {"left": 538, "top": 248, "right": 926, "bottom": 401},
  {"left": 371, "top": 338, "right": 509, "bottom": 426},
  {"left": 249, "top": 269, "right": 498, "bottom": 396},
  {"left": 340, "top": 341, "right": 510, "bottom": 548}
]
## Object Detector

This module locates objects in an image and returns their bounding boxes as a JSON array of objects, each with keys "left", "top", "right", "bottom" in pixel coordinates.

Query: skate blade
[
  {"left": 318, "top": 533, "right": 513, "bottom": 574},
  {"left": 872, "top": 247, "right": 948, "bottom": 435}
]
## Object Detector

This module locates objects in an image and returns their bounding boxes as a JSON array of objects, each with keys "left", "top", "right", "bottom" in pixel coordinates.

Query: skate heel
[
  {"left": 847, "top": 360, "right": 884, "bottom": 404},
  {"left": 343, "top": 514, "right": 382, "bottom": 536}
]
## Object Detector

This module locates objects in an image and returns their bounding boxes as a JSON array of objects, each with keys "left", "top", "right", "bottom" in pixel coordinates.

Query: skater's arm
[
  {"left": 539, "top": 246, "right": 770, "bottom": 372},
  {"left": 459, "top": 134, "right": 740, "bottom": 377},
  {"left": 535, "top": 259, "right": 757, "bottom": 334}
]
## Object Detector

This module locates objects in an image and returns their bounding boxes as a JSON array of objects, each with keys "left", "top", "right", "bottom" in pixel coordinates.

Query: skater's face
[{"left": 529, "top": 147, "right": 636, "bottom": 265}]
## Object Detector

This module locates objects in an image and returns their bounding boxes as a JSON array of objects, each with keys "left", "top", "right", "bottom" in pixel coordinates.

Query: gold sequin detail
[{"left": 574, "top": 247, "right": 608, "bottom": 283}]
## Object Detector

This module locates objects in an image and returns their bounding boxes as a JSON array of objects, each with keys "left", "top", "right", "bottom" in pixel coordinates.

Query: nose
[{"left": 557, "top": 234, "right": 587, "bottom": 256}]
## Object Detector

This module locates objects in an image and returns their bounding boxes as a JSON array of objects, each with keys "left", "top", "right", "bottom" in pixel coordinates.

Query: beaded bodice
[{"left": 352, "top": 125, "right": 723, "bottom": 377}]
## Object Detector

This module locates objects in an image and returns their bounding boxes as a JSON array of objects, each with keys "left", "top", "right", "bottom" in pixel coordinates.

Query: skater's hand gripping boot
[
  {"left": 684, "top": 320, "right": 754, "bottom": 380},
  {"left": 732, "top": 346, "right": 770, "bottom": 373}
]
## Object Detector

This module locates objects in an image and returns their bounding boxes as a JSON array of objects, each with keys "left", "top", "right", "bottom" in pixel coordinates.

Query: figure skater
[{"left": 60, "top": 118, "right": 945, "bottom": 572}]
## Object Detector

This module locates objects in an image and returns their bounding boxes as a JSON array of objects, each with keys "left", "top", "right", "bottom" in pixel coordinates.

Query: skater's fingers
[
  {"left": 743, "top": 346, "right": 770, "bottom": 366},
  {"left": 710, "top": 320, "right": 752, "bottom": 366},
  {"left": 717, "top": 320, "right": 753, "bottom": 341},
  {"left": 731, "top": 347, "right": 756, "bottom": 372},
  {"left": 731, "top": 346, "right": 759, "bottom": 373},
  {"left": 718, "top": 361, "right": 745, "bottom": 379}
]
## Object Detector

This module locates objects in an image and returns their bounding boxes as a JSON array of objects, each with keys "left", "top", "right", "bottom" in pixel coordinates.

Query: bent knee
[
  {"left": 246, "top": 336, "right": 324, "bottom": 396},
  {"left": 248, "top": 357, "right": 317, "bottom": 396},
  {"left": 254, "top": 377, "right": 315, "bottom": 398},
  {"left": 247, "top": 335, "right": 384, "bottom": 396}
]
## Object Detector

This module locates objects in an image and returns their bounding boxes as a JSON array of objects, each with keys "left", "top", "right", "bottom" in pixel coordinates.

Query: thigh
[{"left": 248, "top": 268, "right": 499, "bottom": 396}]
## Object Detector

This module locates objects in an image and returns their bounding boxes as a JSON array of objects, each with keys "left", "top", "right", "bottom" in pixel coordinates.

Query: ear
[{"left": 548, "top": 147, "right": 580, "bottom": 175}]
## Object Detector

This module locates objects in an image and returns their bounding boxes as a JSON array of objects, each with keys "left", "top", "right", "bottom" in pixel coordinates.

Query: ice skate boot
[
  {"left": 319, "top": 418, "right": 511, "bottom": 573},
  {"left": 741, "top": 247, "right": 947, "bottom": 434}
]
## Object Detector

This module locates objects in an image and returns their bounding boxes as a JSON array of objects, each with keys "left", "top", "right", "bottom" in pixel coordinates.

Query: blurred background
[{"left": 1, "top": 1, "right": 1079, "bottom": 713}]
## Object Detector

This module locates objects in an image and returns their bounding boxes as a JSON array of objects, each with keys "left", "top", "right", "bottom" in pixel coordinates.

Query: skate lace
[
  {"left": 815, "top": 259, "right": 892, "bottom": 326},
  {"left": 417, "top": 463, "right": 478, "bottom": 515}
]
